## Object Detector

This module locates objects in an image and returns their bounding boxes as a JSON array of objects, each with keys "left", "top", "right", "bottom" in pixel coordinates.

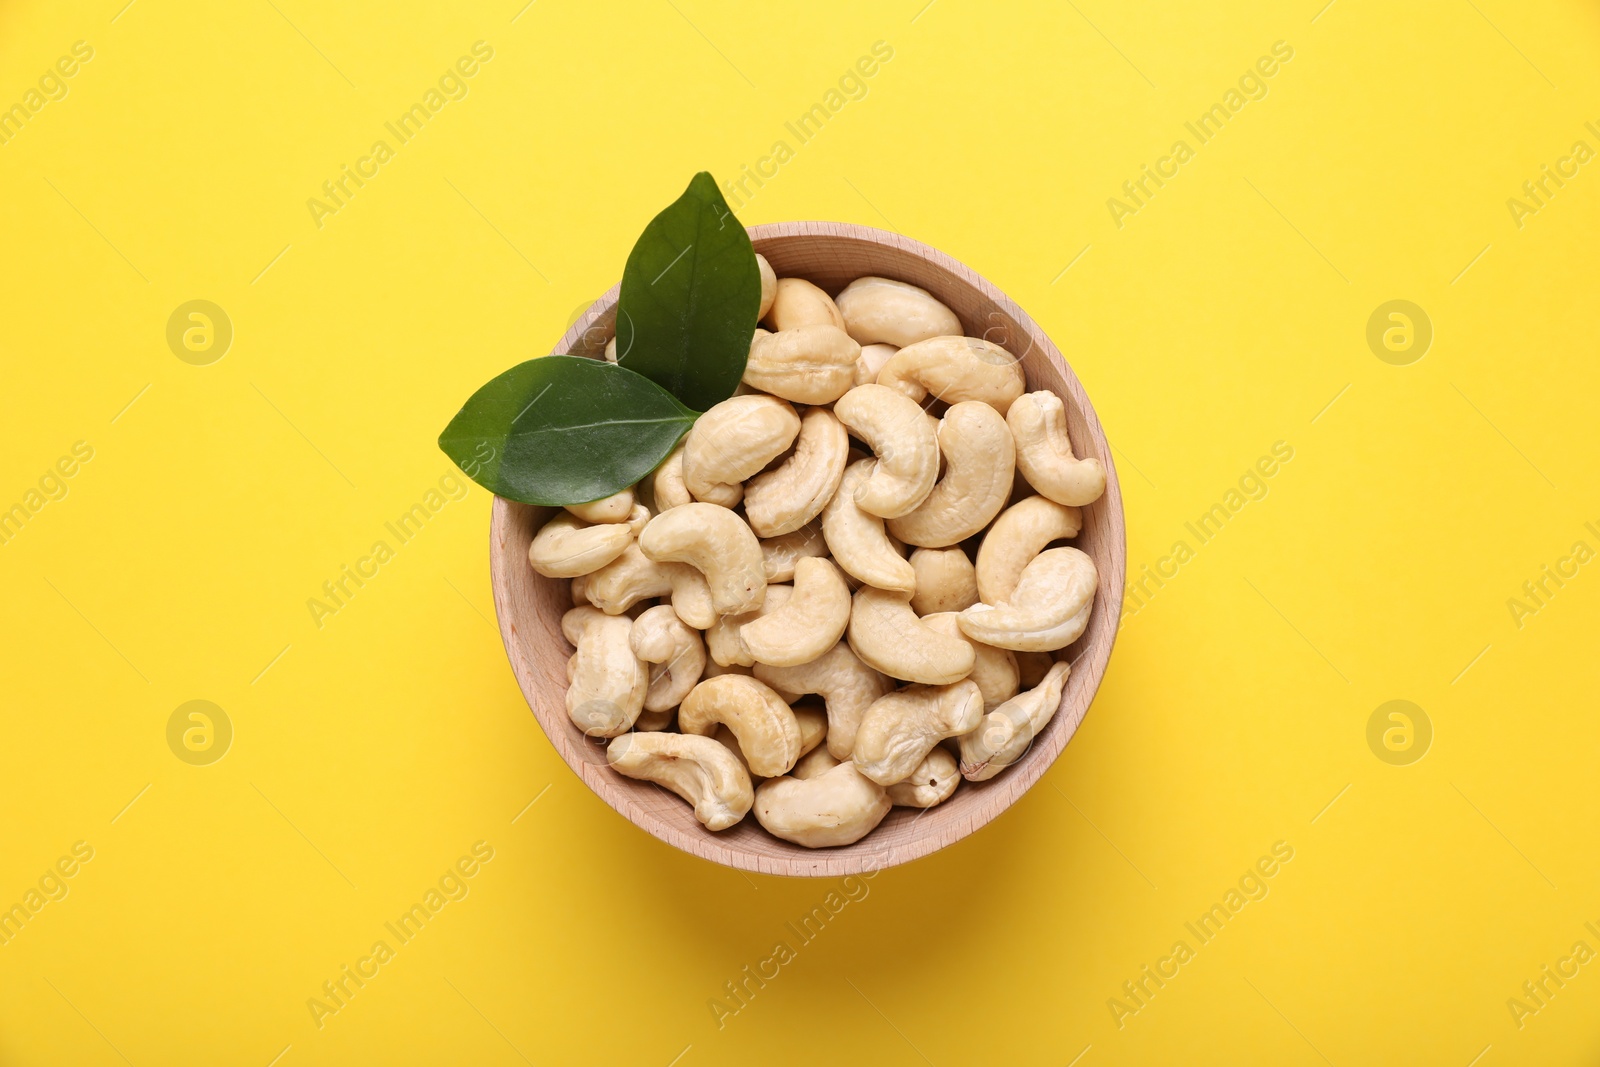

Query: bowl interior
[{"left": 490, "top": 222, "right": 1125, "bottom": 876}]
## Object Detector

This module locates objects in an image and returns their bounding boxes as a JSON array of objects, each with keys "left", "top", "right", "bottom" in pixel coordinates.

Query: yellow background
[{"left": 2, "top": 0, "right": 1597, "bottom": 1063}]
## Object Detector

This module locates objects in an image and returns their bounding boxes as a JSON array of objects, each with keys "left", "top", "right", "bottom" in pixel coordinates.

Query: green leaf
[
  {"left": 438, "top": 355, "right": 696, "bottom": 506},
  {"left": 615, "top": 172, "right": 760, "bottom": 411}
]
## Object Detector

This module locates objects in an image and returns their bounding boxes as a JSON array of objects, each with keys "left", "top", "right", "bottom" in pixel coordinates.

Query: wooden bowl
[{"left": 489, "top": 222, "right": 1125, "bottom": 877}]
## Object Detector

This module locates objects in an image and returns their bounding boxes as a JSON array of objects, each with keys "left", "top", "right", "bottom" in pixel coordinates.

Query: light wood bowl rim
[{"left": 488, "top": 221, "right": 1125, "bottom": 877}]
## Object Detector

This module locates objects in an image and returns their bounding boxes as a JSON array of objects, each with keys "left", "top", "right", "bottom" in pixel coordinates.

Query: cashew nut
[
  {"left": 791, "top": 745, "right": 840, "bottom": 780},
  {"left": 835, "top": 276, "right": 962, "bottom": 348},
  {"left": 678, "top": 674, "right": 802, "bottom": 777},
  {"left": 908, "top": 547, "right": 979, "bottom": 615},
  {"left": 852, "top": 679, "right": 984, "bottom": 785},
  {"left": 847, "top": 587, "right": 975, "bottom": 685},
  {"left": 564, "top": 487, "right": 635, "bottom": 524},
  {"left": 754, "top": 761, "right": 891, "bottom": 848},
  {"left": 921, "top": 612, "right": 1019, "bottom": 710},
  {"left": 607, "top": 732, "right": 753, "bottom": 831},
  {"left": 561, "top": 607, "right": 648, "bottom": 737},
  {"left": 629, "top": 605, "right": 707, "bottom": 712},
  {"left": 743, "top": 326, "right": 860, "bottom": 404},
  {"left": 958, "top": 662, "right": 1071, "bottom": 781},
  {"left": 744, "top": 406, "right": 848, "bottom": 537},
  {"left": 723, "top": 700, "right": 832, "bottom": 777},
  {"left": 877, "top": 336, "right": 1025, "bottom": 414},
  {"left": 960, "top": 547, "right": 1097, "bottom": 651},
  {"left": 651, "top": 446, "right": 693, "bottom": 511},
  {"left": 639, "top": 503, "right": 766, "bottom": 616},
  {"left": 739, "top": 558, "right": 850, "bottom": 667},
  {"left": 821, "top": 458, "right": 915, "bottom": 594},
  {"left": 885, "top": 401, "right": 1015, "bottom": 547},
  {"left": 683, "top": 395, "right": 800, "bottom": 504},
  {"left": 973, "top": 495, "right": 1084, "bottom": 604},
  {"left": 700, "top": 662, "right": 800, "bottom": 704},
  {"left": 529, "top": 513, "right": 633, "bottom": 578},
  {"left": 754, "top": 642, "right": 892, "bottom": 760},
  {"left": 761, "top": 522, "right": 828, "bottom": 582},
  {"left": 766, "top": 277, "right": 845, "bottom": 331},
  {"left": 885, "top": 747, "right": 960, "bottom": 808},
  {"left": 583, "top": 542, "right": 718, "bottom": 629},
  {"left": 832, "top": 384, "right": 940, "bottom": 519},
  {"left": 635, "top": 708, "right": 675, "bottom": 731},
  {"left": 1007, "top": 391, "right": 1105, "bottom": 507},
  {"left": 793, "top": 702, "right": 828, "bottom": 758},
  {"left": 707, "top": 585, "right": 793, "bottom": 667},
  {"left": 756, "top": 253, "right": 777, "bottom": 320},
  {"left": 1015, "top": 651, "right": 1054, "bottom": 688},
  {"left": 854, "top": 343, "right": 899, "bottom": 387}
]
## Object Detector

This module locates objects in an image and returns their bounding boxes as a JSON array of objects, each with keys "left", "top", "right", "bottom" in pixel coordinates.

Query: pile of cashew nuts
[{"left": 534, "top": 261, "right": 1106, "bottom": 848}]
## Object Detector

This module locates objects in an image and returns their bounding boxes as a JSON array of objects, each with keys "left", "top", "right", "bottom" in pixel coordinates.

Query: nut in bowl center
[{"left": 487, "top": 220, "right": 1124, "bottom": 877}]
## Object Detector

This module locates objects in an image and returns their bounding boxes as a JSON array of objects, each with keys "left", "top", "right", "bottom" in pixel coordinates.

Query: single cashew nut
[
  {"left": 754, "top": 642, "right": 892, "bottom": 760},
  {"left": 740, "top": 558, "right": 851, "bottom": 667},
  {"left": 678, "top": 674, "right": 802, "bottom": 777},
  {"left": 529, "top": 513, "right": 633, "bottom": 578},
  {"left": 583, "top": 542, "right": 718, "bottom": 629},
  {"left": 635, "top": 708, "right": 675, "bottom": 731},
  {"left": 756, "top": 253, "right": 777, "bottom": 320},
  {"left": 1007, "top": 391, "right": 1106, "bottom": 507},
  {"left": 793, "top": 702, "right": 828, "bottom": 758},
  {"left": 745, "top": 406, "right": 849, "bottom": 537},
  {"left": 683, "top": 395, "right": 800, "bottom": 505},
  {"left": 960, "top": 548, "right": 1097, "bottom": 652},
  {"left": 754, "top": 761, "right": 891, "bottom": 847},
  {"left": 791, "top": 745, "right": 841, "bottom": 780},
  {"left": 832, "top": 385, "right": 940, "bottom": 519},
  {"left": 703, "top": 661, "right": 802, "bottom": 703},
  {"left": 886, "top": 401, "right": 1015, "bottom": 547},
  {"left": 908, "top": 547, "right": 979, "bottom": 615},
  {"left": 921, "top": 612, "right": 1020, "bottom": 711},
  {"left": 707, "top": 585, "right": 793, "bottom": 667},
  {"left": 761, "top": 522, "right": 828, "bottom": 582},
  {"left": 712, "top": 711, "right": 823, "bottom": 781},
  {"left": 743, "top": 326, "right": 860, "bottom": 404},
  {"left": 766, "top": 277, "right": 845, "bottom": 331},
  {"left": 564, "top": 487, "right": 635, "bottom": 524},
  {"left": 974, "top": 495, "right": 1084, "bottom": 605},
  {"left": 854, "top": 343, "right": 899, "bottom": 387},
  {"left": 958, "top": 662, "right": 1071, "bottom": 781},
  {"left": 877, "top": 336, "right": 1026, "bottom": 414},
  {"left": 852, "top": 679, "right": 984, "bottom": 785},
  {"left": 629, "top": 605, "right": 707, "bottom": 712},
  {"left": 885, "top": 747, "right": 960, "bottom": 807},
  {"left": 835, "top": 276, "right": 962, "bottom": 348},
  {"left": 639, "top": 503, "right": 766, "bottom": 616},
  {"left": 651, "top": 446, "right": 693, "bottom": 511},
  {"left": 1015, "top": 651, "right": 1054, "bottom": 688},
  {"left": 561, "top": 607, "right": 648, "bottom": 736},
  {"left": 607, "top": 732, "right": 753, "bottom": 831},
  {"left": 848, "top": 587, "right": 975, "bottom": 685},
  {"left": 822, "top": 458, "right": 915, "bottom": 594}
]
